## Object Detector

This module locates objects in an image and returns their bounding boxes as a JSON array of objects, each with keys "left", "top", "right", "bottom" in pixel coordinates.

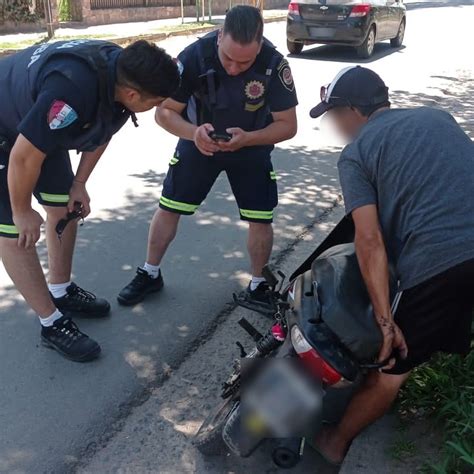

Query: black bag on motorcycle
[{"left": 311, "top": 243, "right": 398, "bottom": 361}]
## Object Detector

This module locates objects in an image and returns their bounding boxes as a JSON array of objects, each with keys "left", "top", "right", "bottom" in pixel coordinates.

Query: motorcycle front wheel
[{"left": 194, "top": 397, "right": 237, "bottom": 455}]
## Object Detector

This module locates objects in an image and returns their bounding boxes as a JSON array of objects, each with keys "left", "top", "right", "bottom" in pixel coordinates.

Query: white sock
[
  {"left": 48, "top": 281, "right": 71, "bottom": 298},
  {"left": 250, "top": 276, "right": 266, "bottom": 291},
  {"left": 143, "top": 262, "right": 160, "bottom": 279},
  {"left": 39, "top": 309, "right": 63, "bottom": 327}
]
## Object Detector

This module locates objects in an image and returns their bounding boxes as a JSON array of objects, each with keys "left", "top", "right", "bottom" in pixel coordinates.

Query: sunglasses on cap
[{"left": 320, "top": 84, "right": 352, "bottom": 108}]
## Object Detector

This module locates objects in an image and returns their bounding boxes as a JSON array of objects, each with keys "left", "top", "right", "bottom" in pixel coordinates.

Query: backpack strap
[
  {"left": 195, "top": 32, "right": 219, "bottom": 123},
  {"left": 253, "top": 42, "right": 281, "bottom": 128}
]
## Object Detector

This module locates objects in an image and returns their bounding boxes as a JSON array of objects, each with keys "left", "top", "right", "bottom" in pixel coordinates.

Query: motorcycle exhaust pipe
[{"left": 271, "top": 437, "right": 304, "bottom": 469}]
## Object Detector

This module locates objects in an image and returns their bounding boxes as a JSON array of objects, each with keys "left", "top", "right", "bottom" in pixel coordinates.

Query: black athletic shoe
[
  {"left": 41, "top": 316, "right": 101, "bottom": 362},
  {"left": 52, "top": 283, "right": 111, "bottom": 318},
  {"left": 117, "top": 268, "right": 164, "bottom": 306},
  {"left": 246, "top": 281, "right": 272, "bottom": 305}
]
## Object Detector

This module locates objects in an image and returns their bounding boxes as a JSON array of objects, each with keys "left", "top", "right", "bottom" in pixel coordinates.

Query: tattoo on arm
[{"left": 378, "top": 316, "right": 395, "bottom": 334}]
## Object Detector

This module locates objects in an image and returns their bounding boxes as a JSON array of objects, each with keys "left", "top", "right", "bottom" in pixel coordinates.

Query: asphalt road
[{"left": 1, "top": 2, "right": 473, "bottom": 473}]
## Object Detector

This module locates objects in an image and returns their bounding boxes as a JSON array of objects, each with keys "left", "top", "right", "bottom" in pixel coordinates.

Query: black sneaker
[
  {"left": 52, "top": 283, "right": 111, "bottom": 318},
  {"left": 246, "top": 281, "right": 272, "bottom": 305},
  {"left": 117, "top": 267, "right": 164, "bottom": 306},
  {"left": 41, "top": 316, "right": 101, "bottom": 362}
]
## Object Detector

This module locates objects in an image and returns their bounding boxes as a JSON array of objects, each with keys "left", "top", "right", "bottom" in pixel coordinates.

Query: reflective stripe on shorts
[
  {"left": 159, "top": 196, "right": 199, "bottom": 214},
  {"left": 239, "top": 209, "right": 273, "bottom": 221},
  {"left": 39, "top": 192, "right": 69, "bottom": 204},
  {"left": 0, "top": 223, "right": 19, "bottom": 236}
]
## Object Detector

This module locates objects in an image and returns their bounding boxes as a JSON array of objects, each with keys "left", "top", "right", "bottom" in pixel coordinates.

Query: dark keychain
[{"left": 55, "top": 202, "right": 84, "bottom": 241}]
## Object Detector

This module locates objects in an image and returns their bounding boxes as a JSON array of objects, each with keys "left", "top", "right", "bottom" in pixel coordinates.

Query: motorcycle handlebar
[{"left": 359, "top": 351, "right": 400, "bottom": 370}]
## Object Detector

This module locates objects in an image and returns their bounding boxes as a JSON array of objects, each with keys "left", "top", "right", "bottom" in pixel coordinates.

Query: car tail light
[
  {"left": 288, "top": 1, "right": 300, "bottom": 15},
  {"left": 290, "top": 325, "right": 342, "bottom": 386},
  {"left": 349, "top": 4, "right": 371, "bottom": 17}
]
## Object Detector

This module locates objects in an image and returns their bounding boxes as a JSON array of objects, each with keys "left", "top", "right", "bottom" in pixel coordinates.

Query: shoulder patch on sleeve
[
  {"left": 47, "top": 100, "right": 78, "bottom": 130},
  {"left": 174, "top": 58, "right": 184, "bottom": 76},
  {"left": 278, "top": 60, "right": 295, "bottom": 92},
  {"left": 277, "top": 58, "right": 289, "bottom": 71}
]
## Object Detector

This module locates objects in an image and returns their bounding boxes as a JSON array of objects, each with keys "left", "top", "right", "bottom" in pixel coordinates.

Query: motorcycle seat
[{"left": 309, "top": 243, "right": 398, "bottom": 362}]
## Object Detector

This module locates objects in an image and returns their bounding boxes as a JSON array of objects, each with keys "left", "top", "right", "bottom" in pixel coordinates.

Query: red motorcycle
[{"left": 194, "top": 218, "right": 398, "bottom": 468}]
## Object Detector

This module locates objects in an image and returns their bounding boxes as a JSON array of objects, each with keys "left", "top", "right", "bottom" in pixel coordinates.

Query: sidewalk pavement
[{"left": 0, "top": 9, "right": 287, "bottom": 53}]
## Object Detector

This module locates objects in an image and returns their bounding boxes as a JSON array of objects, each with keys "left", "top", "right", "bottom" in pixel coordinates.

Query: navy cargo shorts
[
  {"left": 159, "top": 139, "right": 278, "bottom": 223},
  {"left": 0, "top": 133, "right": 73, "bottom": 238}
]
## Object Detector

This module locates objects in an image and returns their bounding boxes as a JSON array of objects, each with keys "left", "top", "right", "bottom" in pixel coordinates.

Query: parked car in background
[{"left": 286, "top": 0, "right": 406, "bottom": 58}]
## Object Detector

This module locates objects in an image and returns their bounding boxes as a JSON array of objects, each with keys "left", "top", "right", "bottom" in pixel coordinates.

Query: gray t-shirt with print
[{"left": 338, "top": 107, "right": 474, "bottom": 290}]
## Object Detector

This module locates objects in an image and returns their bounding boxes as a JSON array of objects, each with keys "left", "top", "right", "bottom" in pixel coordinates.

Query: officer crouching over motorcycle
[
  {"left": 0, "top": 39, "right": 180, "bottom": 362},
  {"left": 118, "top": 5, "right": 298, "bottom": 306}
]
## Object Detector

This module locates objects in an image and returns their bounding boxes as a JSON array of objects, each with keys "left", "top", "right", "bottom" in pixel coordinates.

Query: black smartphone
[{"left": 208, "top": 131, "right": 232, "bottom": 142}]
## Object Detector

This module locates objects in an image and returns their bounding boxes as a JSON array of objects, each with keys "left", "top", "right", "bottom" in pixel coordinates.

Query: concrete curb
[
  {"left": 339, "top": 415, "right": 398, "bottom": 474},
  {"left": 0, "top": 15, "right": 286, "bottom": 57}
]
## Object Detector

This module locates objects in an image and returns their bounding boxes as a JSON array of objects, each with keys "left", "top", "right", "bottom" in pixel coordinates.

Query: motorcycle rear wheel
[{"left": 194, "top": 398, "right": 237, "bottom": 456}]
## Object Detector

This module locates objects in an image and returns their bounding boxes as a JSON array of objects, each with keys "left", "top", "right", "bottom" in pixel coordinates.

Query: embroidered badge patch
[
  {"left": 48, "top": 101, "right": 78, "bottom": 130},
  {"left": 278, "top": 60, "right": 295, "bottom": 92},
  {"left": 245, "top": 80, "right": 265, "bottom": 100},
  {"left": 245, "top": 100, "right": 265, "bottom": 112}
]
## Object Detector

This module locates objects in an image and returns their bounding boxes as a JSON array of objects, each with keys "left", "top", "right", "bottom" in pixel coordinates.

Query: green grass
[
  {"left": 398, "top": 347, "right": 474, "bottom": 473},
  {"left": 147, "top": 21, "right": 214, "bottom": 35},
  {"left": 389, "top": 437, "right": 418, "bottom": 461},
  {"left": 0, "top": 33, "right": 110, "bottom": 50},
  {"left": 0, "top": 21, "right": 215, "bottom": 51}
]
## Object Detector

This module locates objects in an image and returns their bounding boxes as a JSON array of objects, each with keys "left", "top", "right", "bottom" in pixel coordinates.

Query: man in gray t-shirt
[{"left": 308, "top": 66, "right": 474, "bottom": 465}]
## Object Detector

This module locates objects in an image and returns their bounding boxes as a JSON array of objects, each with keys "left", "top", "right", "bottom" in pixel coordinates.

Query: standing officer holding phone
[
  {"left": 118, "top": 5, "right": 298, "bottom": 306},
  {"left": 0, "top": 39, "right": 179, "bottom": 362}
]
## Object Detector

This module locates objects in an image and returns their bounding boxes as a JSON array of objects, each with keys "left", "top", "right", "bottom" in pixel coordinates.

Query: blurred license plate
[
  {"left": 309, "top": 27, "right": 336, "bottom": 38},
  {"left": 241, "top": 360, "right": 322, "bottom": 438}
]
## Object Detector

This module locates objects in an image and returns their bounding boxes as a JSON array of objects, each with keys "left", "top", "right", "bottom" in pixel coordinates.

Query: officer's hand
[
  {"left": 68, "top": 180, "right": 91, "bottom": 217},
  {"left": 194, "top": 124, "right": 221, "bottom": 156},
  {"left": 13, "top": 209, "right": 44, "bottom": 249},
  {"left": 218, "top": 128, "right": 249, "bottom": 153}
]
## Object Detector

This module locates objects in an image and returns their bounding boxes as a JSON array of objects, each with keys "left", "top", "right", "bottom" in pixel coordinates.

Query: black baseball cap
[{"left": 310, "top": 66, "right": 389, "bottom": 118}]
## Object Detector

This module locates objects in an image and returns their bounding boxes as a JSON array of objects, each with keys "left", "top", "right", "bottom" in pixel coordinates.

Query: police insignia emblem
[
  {"left": 245, "top": 80, "right": 265, "bottom": 100},
  {"left": 48, "top": 100, "right": 78, "bottom": 130},
  {"left": 277, "top": 59, "right": 295, "bottom": 92},
  {"left": 282, "top": 68, "right": 293, "bottom": 86}
]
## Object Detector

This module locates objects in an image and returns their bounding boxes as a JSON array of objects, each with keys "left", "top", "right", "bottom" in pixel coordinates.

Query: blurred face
[
  {"left": 115, "top": 86, "right": 166, "bottom": 113},
  {"left": 217, "top": 31, "right": 262, "bottom": 76},
  {"left": 326, "top": 106, "right": 368, "bottom": 141}
]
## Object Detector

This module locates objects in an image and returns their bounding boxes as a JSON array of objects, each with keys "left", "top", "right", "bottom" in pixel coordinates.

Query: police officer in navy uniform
[
  {"left": 0, "top": 39, "right": 179, "bottom": 361},
  {"left": 118, "top": 6, "right": 298, "bottom": 306}
]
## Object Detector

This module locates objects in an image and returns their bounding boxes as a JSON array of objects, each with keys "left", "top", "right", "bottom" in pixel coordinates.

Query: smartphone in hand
[{"left": 208, "top": 131, "right": 232, "bottom": 142}]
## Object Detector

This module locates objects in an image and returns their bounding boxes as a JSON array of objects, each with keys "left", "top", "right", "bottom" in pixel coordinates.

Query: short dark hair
[
  {"left": 353, "top": 101, "right": 391, "bottom": 117},
  {"left": 223, "top": 5, "right": 264, "bottom": 44},
  {"left": 117, "top": 40, "right": 180, "bottom": 98}
]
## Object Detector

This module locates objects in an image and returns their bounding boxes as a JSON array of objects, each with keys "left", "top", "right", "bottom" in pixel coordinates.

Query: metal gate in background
[{"left": 90, "top": 0, "right": 195, "bottom": 9}]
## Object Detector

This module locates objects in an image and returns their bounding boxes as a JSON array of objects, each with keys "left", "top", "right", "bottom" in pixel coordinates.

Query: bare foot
[{"left": 310, "top": 426, "right": 347, "bottom": 466}]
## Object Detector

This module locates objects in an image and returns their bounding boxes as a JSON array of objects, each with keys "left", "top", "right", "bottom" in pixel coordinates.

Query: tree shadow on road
[
  {"left": 0, "top": 145, "right": 343, "bottom": 473},
  {"left": 289, "top": 43, "right": 406, "bottom": 64},
  {"left": 391, "top": 73, "right": 474, "bottom": 138},
  {"left": 406, "top": 0, "right": 474, "bottom": 10}
]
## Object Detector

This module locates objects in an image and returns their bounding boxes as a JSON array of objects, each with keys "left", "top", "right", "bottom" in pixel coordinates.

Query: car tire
[
  {"left": 356, "top": 26, "right": 376, "bottom": 59},
  {"left": 287, "top": 39, "right": 304, "bottom": 55},
  {"left": 390, "top": 18, "right": 406, "bottom": 48}
]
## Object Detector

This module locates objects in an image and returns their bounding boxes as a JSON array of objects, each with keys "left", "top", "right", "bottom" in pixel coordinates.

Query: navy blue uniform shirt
[
  {"left": 16, "top": 57, "right": 99, "bottom": 154},
  {"left": 0, "top": 41, "right": 130, "bottom": 154},
  {"left": 173, "top": 33, "right": 298, "bottom": 132}
]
